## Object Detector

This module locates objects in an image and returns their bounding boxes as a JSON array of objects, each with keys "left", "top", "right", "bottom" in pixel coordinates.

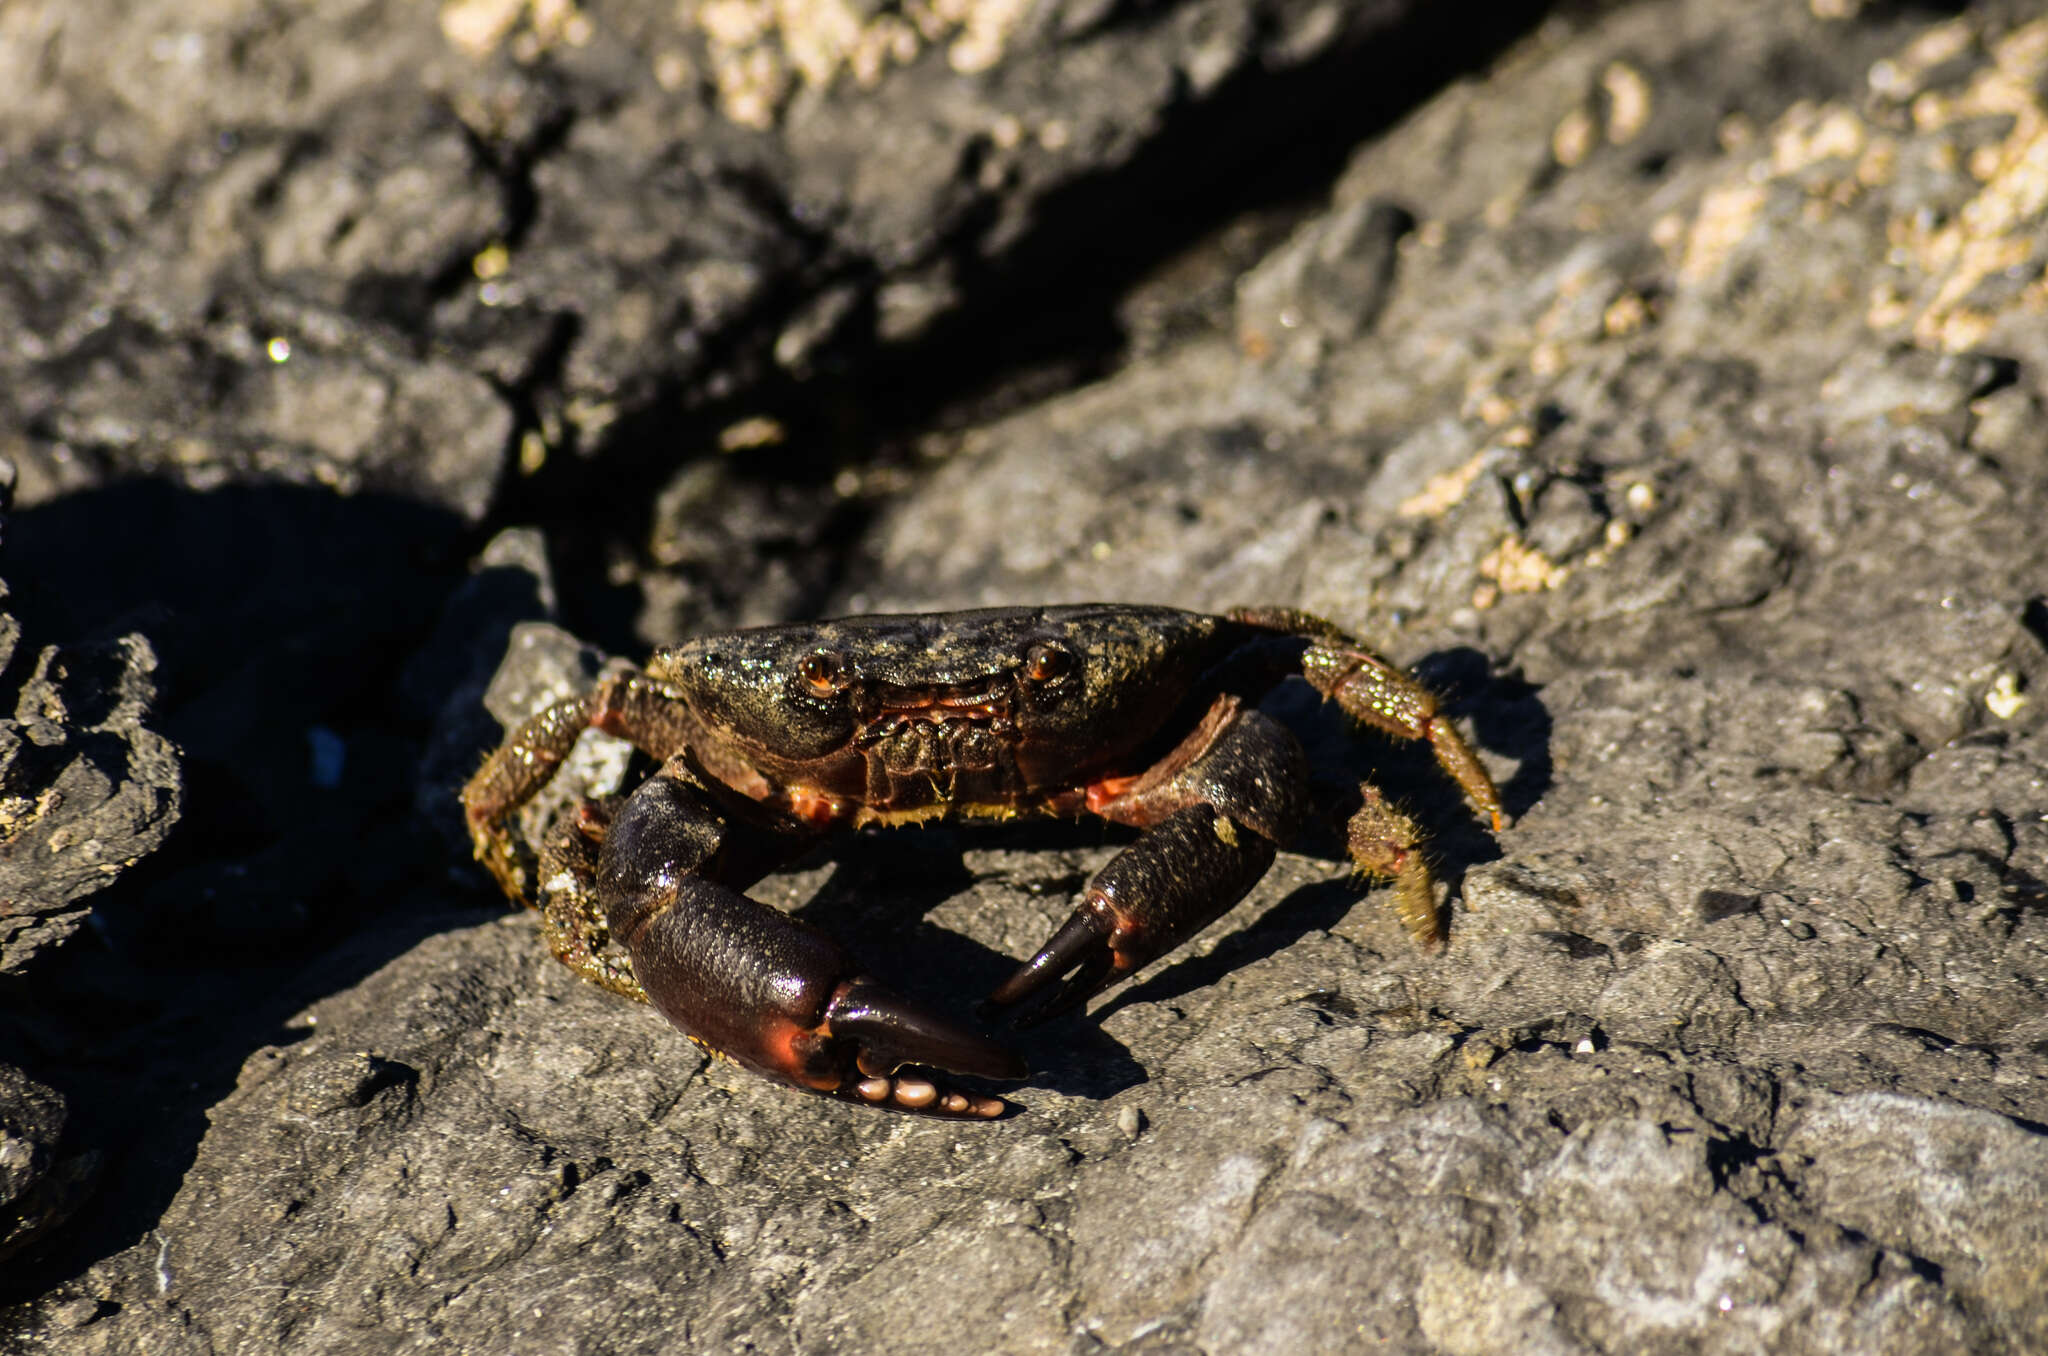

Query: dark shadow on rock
[
  {"left": 0, "top": 480, "right": 519, "bottom": 1302},
  {"left": 7, "top": 480, "right": 465, "bottom": 672},
  {"left": 1005, "top": 1016, "right": 1151, "bottom": 1105},
  {"left": 1408, "top": 648, "right": 1552, "bottom": 818},
  {"left": 1093, "top": 877, "right": 1365, "bottom": 1025},
  {"left": 1457, "top": 670, "right": 1555, "bottom": 824}
]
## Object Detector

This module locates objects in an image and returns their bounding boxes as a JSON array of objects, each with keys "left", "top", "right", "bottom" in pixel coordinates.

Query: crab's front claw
[
  {"left": 986, "top": 898, "right": 1121, "bottom": 1023},
  {"left": 618, "top": 878, "right": 1023, "bottom": 1118},
  {"left": 988, "top": 803, "right": 1278, "bottom": 1024},
  {"left": 600, "top": 771, "right": 1020, "bottom": 1117},
  {"left": 818, "top": 976, "right": 1026, "bottom": 1103}
]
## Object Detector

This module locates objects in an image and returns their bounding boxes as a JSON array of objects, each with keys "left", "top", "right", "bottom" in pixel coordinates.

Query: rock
[
  {"left": 0, "top": 604, "right": 181, "bottom": 976},
  {"left": 1783, "top": 1091, "right": 2048, "bottom": 1351},
  {"left": 0, "top": 488, "right": 182, "bottom": 1270},
  {"left": 0, "top": 1065, "right": 95, "bottom": 1267},
  {"left": 0, "top": 0, "right": 1452, "bottom": 529},
  {"left": 0, "top": 467, "right": 182, "bottom": 1273},
  {"left": 10, "top": 0, "right": 2048, "bottom": 1351}
]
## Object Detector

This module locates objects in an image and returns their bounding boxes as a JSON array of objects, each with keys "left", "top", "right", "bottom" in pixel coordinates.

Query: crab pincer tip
[
  {"left": 986, "top": 907, "right": 1119, "bottom": 1026},
  {"left": 827, "top": 977, "right": 1027, "bottom": 1083}
]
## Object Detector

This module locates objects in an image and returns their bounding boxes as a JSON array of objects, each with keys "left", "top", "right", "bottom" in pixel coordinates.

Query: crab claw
[
  {"left": 989, "top": 803, "right": 1280, "bottom": 1027},
  {"left": 599, "top": 769, "right": 1024, "bottom": 1118},
  {"left": 623, "top": 883, "right": 1027, "bottom": 1119},
  {"left": 986, "top": 901, "right": 1119, "bottom": 1025},
  {"left": 814, "top": 977, "right": 1025, "bottom": 1116}
]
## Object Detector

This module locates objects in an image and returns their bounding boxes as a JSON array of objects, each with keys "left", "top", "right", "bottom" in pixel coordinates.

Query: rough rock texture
[
  {"left": 0, "top": 487, "right": 182, "bottom": 1266},
  {"left": 0, "top": 0, "right": 1451, "bottom": 628},
  {"left": 0, "top": 1064, "right": 95, "bottom": 1268},
  {"left": 0, "top": 618, "right": 181, "bottom": 976},
  {"left": 7, "top": 0, "right": 2048, "bottom": 1353}
]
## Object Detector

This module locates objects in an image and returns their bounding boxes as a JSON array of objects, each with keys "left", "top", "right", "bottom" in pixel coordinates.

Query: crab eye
[
  {"left": 799, "top": 650, "right": 848, "bottom": 695},
  {"left": 1023, "top": 641, "right": 1073, "bottom": 683}
]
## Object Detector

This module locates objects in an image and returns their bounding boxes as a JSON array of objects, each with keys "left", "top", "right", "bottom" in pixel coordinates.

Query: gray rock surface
[
  {"left": 0, "top": 0, "right": 1435, "bottom": 543},
  {"left": 7, "top": 0, "right": 2048, "bottom": 1353}
]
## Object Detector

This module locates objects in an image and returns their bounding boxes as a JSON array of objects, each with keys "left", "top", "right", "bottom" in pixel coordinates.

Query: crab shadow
[{"left": 1094, "top": 876, "right": 1362, "bottom": 1022}]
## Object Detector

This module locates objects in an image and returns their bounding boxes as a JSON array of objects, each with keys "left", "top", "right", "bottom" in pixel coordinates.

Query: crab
[{"left": 461, "top": 605, "right": 1503, "bottom": 1120}]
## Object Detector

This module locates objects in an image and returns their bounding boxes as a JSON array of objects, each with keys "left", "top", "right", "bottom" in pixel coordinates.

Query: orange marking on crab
[
  {"left": 758, "top": 1016, "right": 844, "bottom": 1092},
  {"left": 1084, "top": 773, "right": 1144, "bottom": 814},
  {"left": 783, "top": 785, "right": 845, "bottom": 828}
]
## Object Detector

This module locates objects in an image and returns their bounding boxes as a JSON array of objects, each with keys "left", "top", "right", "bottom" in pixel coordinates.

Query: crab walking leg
[
  {"left": 1346, "top": 786, "right": 1439, "bottom": 948},
  {"left": 531, "top": 797, "right": 651, "bottom": 1003},
  {"left": 598, "top": 768, "right": 1025, "bottom": 1118},
  {"left": 1227, "top": 606, "right": 1505, "bottom": 831},
  {"left": 989, "top": 696, "right": 1313, "bottom": 1020},
  {"left": 1299, "top": 640, "right": 1504, "bottom": 831},
  {"left": 460, "top": 673, "right": 698, "bottom": 900}
]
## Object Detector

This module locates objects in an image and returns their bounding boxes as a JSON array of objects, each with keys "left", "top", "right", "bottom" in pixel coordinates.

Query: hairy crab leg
[
  {"left": 601, "top": 767, "right": 1024, "bottom": 1118},
  {"left": 989, "top": 695, "right": 1311, "bottom": 1022},
  {"left": 1225, "top": 606, "right": 1505, "bottom": 832},
  {"left": 1219, "top": 605, "right": 1502, "bottom": 945},
  {"left": 460, "top": 672, "right": 698, "bottom": 901},
  {"left": 1343, "top": 785, "right": 1438, "bottom": 947},
  {"left": 530, "top": 796, "right": 649, "bottom": 1002}
]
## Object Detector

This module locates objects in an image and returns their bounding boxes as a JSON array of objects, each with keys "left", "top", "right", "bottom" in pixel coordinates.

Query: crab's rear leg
[
  {"left": 530, "top": 797, "right": 648, "bottom": 1002},
  {"left": 1222, "top": 607, "right": 1501, "bottom": 949},
  {"left": 988, "top": 694, "right": 1312, "bottom": 1021},
  {"left": 1344, "top": 786, "right": 1440, "bottom": 947},
  {"left": 1227, "top": 606, "right": 1504, "bottom": 832},
  {"left": 1296, "top": 633, "right": 1499, "bottom": 944},
  {"left": 460, "top": 672, "right": 694, "bottom": 902},
  {"left": 599, "top": 765, "right": 1025, "bottom": 1119}
]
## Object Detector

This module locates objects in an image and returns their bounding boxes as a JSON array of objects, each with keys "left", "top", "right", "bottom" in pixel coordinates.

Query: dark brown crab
[{"left": 461, "top": 605, "right": 1503, "bottom": 1119}]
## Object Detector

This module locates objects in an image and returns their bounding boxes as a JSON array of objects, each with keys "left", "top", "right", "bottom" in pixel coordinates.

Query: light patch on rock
[{"left": 692, "top": 0, "right": 1033, "bottom": 128}]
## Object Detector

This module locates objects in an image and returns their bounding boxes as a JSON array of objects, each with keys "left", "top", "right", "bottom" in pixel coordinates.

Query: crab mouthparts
[{"left": 856, "top": 678, "right": 1012, "bottom": 740}]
